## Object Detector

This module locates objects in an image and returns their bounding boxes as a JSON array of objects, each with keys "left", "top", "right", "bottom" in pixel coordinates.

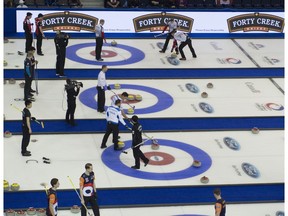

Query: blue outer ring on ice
[
  {"left": 79, "top": 84, "right": 174, "bottom": 114},
  {"left": 101, "top": 139, "right": 212, "bottom": 180},
  {"left": 66, "top": 43, "right": 145, "bottom": 66}
]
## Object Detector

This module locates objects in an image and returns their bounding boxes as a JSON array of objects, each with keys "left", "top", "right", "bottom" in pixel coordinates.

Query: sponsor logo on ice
[
  {"left": 223, "top": 137, "right": 241, "bottom": 150},
  {"left": 241, "top": 162, "right": 260, "bottom": 178},
  {"left": 248, "top": 42, "right": 265, "bottom": 50},
  {"left": 245, "top": 82, "right": 261, "bottom": 93},
  {"left": 255, "top": 103, "right": 284, "bottom": 111},
  {"left": 263, "top": 56, "right": 280, "bottom": 65},
  {"left": 185, "top": 83, "right": 200, "bottom": 93},
  {"left": 199, "top": 102, "right": 214, "bottom": 113},
  {"left": 276, "top": 211, "right": 285, "bottom": 216},
  {"left": 217, "top": 58, "right": 242, "bottom": 64}
]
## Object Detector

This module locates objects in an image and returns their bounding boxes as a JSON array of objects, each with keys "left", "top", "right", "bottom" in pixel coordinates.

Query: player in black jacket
[
  {"left": 130, "top": 115, "right": 149, "bottom": 169},
  {"left": 54, "top": 31, "right": 69, "bottom": 77},
  {"left": 65, "top": 79, "right": 80, "bottom": 126}
]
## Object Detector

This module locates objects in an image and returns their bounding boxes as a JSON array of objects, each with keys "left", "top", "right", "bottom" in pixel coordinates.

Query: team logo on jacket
[
  {"left": 241, "top": 162, "right": 260, "bottom": 178},
  {"left": 185, "top": 83, "right": 199, "bottom": 93},
  {"left": 227, "top": 12, "right": 284, "bottom": 33},
  {"left": 133, "top": 12, "right": 193, "bottom": 32},
  {"left": 199, "top": 102, "right": 214, "bottom": 113},
  {"left": 223, "top": 137, "right": 240, "bottom": 151}
]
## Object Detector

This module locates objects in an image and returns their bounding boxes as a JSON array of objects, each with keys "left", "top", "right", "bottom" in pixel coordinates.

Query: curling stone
[
  {"left": 111, "top": 40, "right": 117, "bottom": 46},
  {"left": 118, "top": 141, "right": 125, "bottom": 149},
  {"left": 31, "top": 139, "right": 38, "bottom": 142},
  {"left": 207, "top": 82, "right": 214, "bottom": 88},
  {"left": 114, "top": 83, "right": 121, "bottom": 89},
  {"left": 4, "top": 38, "right": 9, "bottom": 43},
  {"left": 127, "top": 107, "right": 134, "bottom": 114},
  {"left": 70, "top": 205, "right": 81, "bottom": 214},
  {"left": 192, "top": 160, "right": 201, "bottom": 168},
  {"left": 4, "top": 180, "right": 9, "bottom": 191},
  {"left": 27, "top": 207, "right": 37, "bottom": 215},
  {"left": 201, "top": 92, "right": 208, "bottom": 98},
  {"left": 9, "top": 78, "right": 16, "bottom": 84},
  {"left": 4, "top": 131, "right": 12, "bottom": 138},
  {"left": 135, "top": 94, "right": 142, "bottom": 101},
  {"left": 11, "top": 183, "right": 20, "bottom": 191},
  {"left": 6, "top": 209, "right": 15, "bottom": 216},
  {"left": 15, "top": 210, "right": 25, "bottom": 216},
  {"left": 251, "top": 127, "right": 259, "bottom": 134},
  {"left": 36, "top": 208, "right": 46, "bottom": 216},
  {"left": 4, "top": 60, "right": 8, "bottom": 67},
  {"left": 151, "top": 143, "right": 160, "bottom": 150},
  {"left": 19, "top": 82, "right": 25, "bottom": 88},
  {"left": 170, "top": 52, "right": 178, "bottom": 58},
  {"left": 127, "top": 95, "right": 135, "bottom": 101},
  {"left": 200, "top": 176, "right": 209, "bottom": 184}
]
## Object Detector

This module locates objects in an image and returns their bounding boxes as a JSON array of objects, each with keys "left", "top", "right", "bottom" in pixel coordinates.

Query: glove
[
  {"left": 125, "top": 125, "right": 132, "bottom": 131},
  {"left": 31, "top": 117, "right": 36, "bottom": 121},
  {"left": 107, "top": 86, "right": 111, "bottom": 90}
]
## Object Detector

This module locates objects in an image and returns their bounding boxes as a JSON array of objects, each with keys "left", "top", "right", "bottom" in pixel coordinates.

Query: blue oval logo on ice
[
  {"left": 241, "top": 162, "right": 260, "bottom": 178},
  {"left": 185, "top": 83, "right": 199, "bottom": 93},
  {"left": 223, "top": 137, "right": 240, "bottom": 151},
  {"left": 276, "top": 211, "right": 284, "bottom": 216},
  {"left": 199, "top": 102, "right": 214, "bottom": 113}
]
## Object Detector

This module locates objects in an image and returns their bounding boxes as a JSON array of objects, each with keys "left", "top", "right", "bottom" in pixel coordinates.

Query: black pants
[
  {"left": 95, "top": 37, "right": 103, "bottom": 60},
  {"left": 56, "top": 47, "right": 66, "bottom": 75},
  {"left": 132, "top": 145, "right": 149, "bottom": 168},
  {"left": 81, "top": 196, "right": 100, "bottom": 216},
  {"left": 25, "top": 33, "right": 33, "bottom": 53},
  {"left": 66, "top": 99, "right": 76, "bottom": 124},
  {"left": 179, "top": 38, "right": 197, "bottom": 59},
  {"left": 161, "top": 32, "right": 173, "bottom": 52},
  {"left": 24, "top": 75, "right": 32, "bottom": 100},
  {"left": 101, "top": 122, "right": 119, "bottom": 149},
  {"left": 36, "top": 34, "right": 43, "bottom": 54},
  {"left": 96, "top": 86, "right": 105, "bottom": 112},
  {"left": 21, "top": 126, "right": 30, "bottom": 154}
]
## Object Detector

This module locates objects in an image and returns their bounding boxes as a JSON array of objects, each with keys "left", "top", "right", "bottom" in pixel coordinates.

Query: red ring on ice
[
  {"left": 90, "top": 50, "right": 117, "bottom": 58},
  {"left": 144, "top": 151, "right": 175, "bottom": 166}
]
